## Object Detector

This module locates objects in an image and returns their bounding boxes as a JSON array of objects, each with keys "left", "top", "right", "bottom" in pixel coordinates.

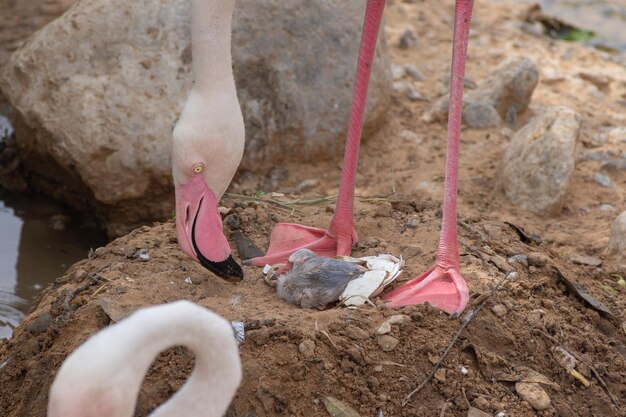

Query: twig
[
  {"left": 402, "top": 271, "right": 513, "bottom": 406},
  {"left": 314, "top": 319, "right": 337, "bottom": 349}
]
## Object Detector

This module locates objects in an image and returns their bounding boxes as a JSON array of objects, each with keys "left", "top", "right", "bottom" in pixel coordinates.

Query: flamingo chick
[
  {"left": 47, "top": 301, "right": 242, "bottom": 417},
  {"left": 172, "top": 0, "right": 244, "bottom": 280}
]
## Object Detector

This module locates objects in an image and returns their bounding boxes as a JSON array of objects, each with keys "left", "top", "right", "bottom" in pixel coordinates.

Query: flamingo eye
[{"left": 192, "top": 164, "right": 204, "bottom": 175}]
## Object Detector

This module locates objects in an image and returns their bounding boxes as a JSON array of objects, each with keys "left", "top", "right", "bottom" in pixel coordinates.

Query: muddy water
[{"left": 0, "top": 189, "right": 106, "bottom": 339}]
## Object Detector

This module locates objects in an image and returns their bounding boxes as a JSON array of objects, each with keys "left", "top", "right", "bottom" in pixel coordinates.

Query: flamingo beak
[{"left": 175, "top": 175, "right": 243, "bottom": 281}]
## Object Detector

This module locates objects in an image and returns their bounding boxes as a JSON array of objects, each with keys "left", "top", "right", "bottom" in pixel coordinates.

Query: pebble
[
  {"left": 27, "top": 312, "right": 52, "bottom": 335},
  {"left": 526, "top": 309, "right": 544, "bottom": 328},
  {"left": 515, "top": 382, "right": 551, "bottom": 411},
  {"left": 483, "top": 224, "right": 502, "bottom": 241},
  {"left": 570, "top": 254, "right": 602, "bottom": 267},
  {"left": 507, "top": 254, "right": 529, "bottom": 268},
  {"left": 398, "top": 29, "right": 416, "bottom": 49},
  {"left": 491, "top": 304, "right": 508, "bottom": 318},
  {"left": 434, "top": 368, "right": 446, "bottom": 382},
  {"left": 399, "top": 130, "right": 423, "bottom": 144},
  {"left": 403, "top": 245, "right": 422, "bottom": 258},
  {"left": 598, "top": 204, "right": 617, "bottom": 213},
  {"left": 406, "top": 86, "right": 426, "bottom": 102},
  {"left": 374, "top": 203, "right": 393, "bottom": 218},
  {"left": 231, "top": 231, "right": 264, "bottom": 260},
  {"left": 594, "top": 172, "right": 614, "bottom": 189},
  {"left": 376, "top": 335, "right": 399, "bottom": 351},
  {"left": 391, "top": 63, "right": 405, "bottom": 80},
  {"left": 527, "top": 251, "right": 549, "bottom": 267},
  {"left": 386, "top": 314, "right": 411, "bottom": 325},
  {"left": 74, "top": 269, "right": 87, "bottom": 280},
  {"left": 472, "top": 396, "right": 490, "bottom": 410},
  {"left": 298, "top": 339, "right": 316, "bottom": 359},
  {"left": 404, "top": 64, "right": 424, "bottom": 81},
  {"left": 376, "top": 321, "right": 392, "bottom": 335}
]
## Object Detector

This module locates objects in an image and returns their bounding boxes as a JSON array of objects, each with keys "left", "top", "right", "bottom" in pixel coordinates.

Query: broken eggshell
[{"left": 339, "top": 254, "right": 403, "bottom": 306}]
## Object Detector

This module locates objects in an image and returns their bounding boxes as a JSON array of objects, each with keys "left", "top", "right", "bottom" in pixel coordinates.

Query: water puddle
[{"left": 0, "top": 189, "right": 106, "bottom": 339}]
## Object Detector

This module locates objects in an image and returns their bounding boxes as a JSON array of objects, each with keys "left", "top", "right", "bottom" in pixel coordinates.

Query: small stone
[
  {"left": 74, "top": 269, "right": 87, "bottom": 280},
  {"left": 404, "top": 64, "right": 424, "bottom": 81},
  {"left": 398, "top": 29, "right": 416, "bottom": 49},
  {"left": 570, "top": 254, "right": 602, "bottom": 267},
  {"left": 515, "top": 382, "right": 551, "bottom": 411},
  {"left": 527, "top": 251, "right": 549, "bottom": 267},
  {"left": 218, "top": 206, "right": 231, "bottom": 215},
  {"left": 374, "top": 365, "right": 383, "bottom": 372},
  {"left": 27, "top": 313, "right": 52, "bottom": 335},
  {"left": 483, "top": 224, "right": 502, "bottom": 241},
  {"left": 594, "top": 172, "right": 614, "bottom": 189},
  {"left": 376, "top": 321, "right": 392, "bottom": 335},
  {"left": 399, "top": 130, "right": 423, "bottom": 144},
  {"left": 406, "top": 86, "right": 426, "bottom": 102},
  {"left": 392, "top": 80, "right": 410, "bottom": 92},
  {"left": 473, "top": 396, "right": 490, "bottom": 410},
  {"left": 232, "top": 231, "right": 264, "bottom": 260},
  {"left": 491, "top": 304, "right": 507, "bottom": 317},
  {"left": 598, "top": 204, "right": 616, "bottom": 213},
  {"left": 434, "top": 368, "right": 446, "bottom": 382},
  {"left": 403, "top": 245, "right": 422, "bottom": 258},
  {"left": 295, "top": 178, "right": 319, "bottom": 193},
  {"left": 391, "top": 63, "right": 406, "bottom": 80},
  {"left": 374, "top": 203, "right": 393, "bottom": 218},
  {"left": 508, "top": 254, "right": 529, "bottom": 268},
  {"left": 527, "top": 309, "right": 544, "bottom": 328},
  {"left": 298, "top": 339, "right": 316, "bottom": 359},
  {"left": 377, "top": 335, "right": 399, "bottom": 351},
  {"left": 405, "top": 217, "right": 420, "bottom": 228},
  {"left": 386, "top": 314, "right": 411, "bottom": 325}
]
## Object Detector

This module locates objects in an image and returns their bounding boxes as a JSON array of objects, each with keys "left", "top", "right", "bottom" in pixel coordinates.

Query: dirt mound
[{"left": 0, "top": 200, "right": 624, "bottom": 416}]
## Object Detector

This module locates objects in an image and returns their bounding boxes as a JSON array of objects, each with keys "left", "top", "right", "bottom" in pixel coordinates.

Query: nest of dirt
[{"left": 0, "top": 200, "right": 624, "bottom": 417}]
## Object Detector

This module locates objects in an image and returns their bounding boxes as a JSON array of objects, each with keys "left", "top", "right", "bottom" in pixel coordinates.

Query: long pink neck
[
  {"left": 329, "top": 0, "right": 386, "bottom": 237},
  {"left": 436, "top": 0, "right": 474, "bottom": 269}
]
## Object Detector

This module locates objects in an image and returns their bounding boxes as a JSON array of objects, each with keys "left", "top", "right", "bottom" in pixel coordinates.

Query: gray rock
[
  {"left": 424, "top": 57, "right": 538, "bottom": 128},
  {"left": 608, "top": 210, "right": 626, "bottom": 263},
  {"left": 0, "top": 0, "right": 391, "bottom": 237},
  {"left": 398, "top": 29, "right": 416, "bottom": 49},
  {"left": 496, "top": 107, "right": 581, "bottom": 215}
]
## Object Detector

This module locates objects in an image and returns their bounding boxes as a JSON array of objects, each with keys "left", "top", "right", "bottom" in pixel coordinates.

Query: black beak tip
[{"left": 197, "top": 254, "right": 244, "bottom": 281}]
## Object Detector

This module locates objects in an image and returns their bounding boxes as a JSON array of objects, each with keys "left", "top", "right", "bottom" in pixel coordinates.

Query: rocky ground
[{"left": 0, "top": 0, "right": 625, "bottom": 416}]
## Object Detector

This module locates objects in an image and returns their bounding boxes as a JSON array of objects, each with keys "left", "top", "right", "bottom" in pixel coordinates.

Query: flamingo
[
  {"left": 173, "top": 0, "right": 474, "bottom": 314},
  {"left": 47, "top": 301, "right": 242, "bottom": 417},
  {"left": 247, "top": 0, "right": 473, "bottom": 315},
  {"left": 172, "top": 0, "right": 245, "bottom": 281}
]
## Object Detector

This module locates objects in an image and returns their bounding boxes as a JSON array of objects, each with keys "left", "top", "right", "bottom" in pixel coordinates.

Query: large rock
[
  {"left": 0, "top": 0, "right": 391, "bottom": 236},
  {"left": 424, "top": 57, "right": 538, "bottom": 128},
  {"left": 495, "top": 107, "right": 581, "bottom": 215}
]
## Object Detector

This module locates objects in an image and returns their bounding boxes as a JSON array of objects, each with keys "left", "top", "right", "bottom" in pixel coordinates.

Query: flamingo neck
[
  {"left": 136, "top": 305, "right": 241, "bottom": 417},
  {"left": 189, "top": 0, "right": 236, "bottom": 93}
]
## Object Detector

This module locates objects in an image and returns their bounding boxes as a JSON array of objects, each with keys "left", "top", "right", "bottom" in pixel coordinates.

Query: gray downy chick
[{"left": 276, "top": 249, "right": 365, "bottom": 309}]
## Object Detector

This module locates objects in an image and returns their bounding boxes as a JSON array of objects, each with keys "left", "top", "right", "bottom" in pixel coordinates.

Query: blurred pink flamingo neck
[{"left": 48, "top": 301, "right": 242, "bottom": 417}]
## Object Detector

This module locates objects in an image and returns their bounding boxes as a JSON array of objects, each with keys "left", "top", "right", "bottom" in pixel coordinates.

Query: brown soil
[{"left": 0, "top": 0, "right": 625, "bottom": 416}]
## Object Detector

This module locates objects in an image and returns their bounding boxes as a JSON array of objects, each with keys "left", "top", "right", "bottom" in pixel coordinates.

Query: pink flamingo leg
[
  {"left": 382, "top": 0, "right": 474, "bottom": 315},
  {"left": 245, "top": 0, "right": 386, "bottom": 267}
]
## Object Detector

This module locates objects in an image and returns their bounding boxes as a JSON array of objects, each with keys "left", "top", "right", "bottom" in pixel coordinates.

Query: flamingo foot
[
  {"left": 243, "top": 223, "right": 358, "bottom": 267},
  {"left": 382, "top": 264, "right": 469, "bottom": 316}
]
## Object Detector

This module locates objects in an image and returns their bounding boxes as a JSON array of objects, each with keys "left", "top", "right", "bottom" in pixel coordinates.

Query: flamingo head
[{"left": 171, "top": 92, "right": 245, "bottom": 281}]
